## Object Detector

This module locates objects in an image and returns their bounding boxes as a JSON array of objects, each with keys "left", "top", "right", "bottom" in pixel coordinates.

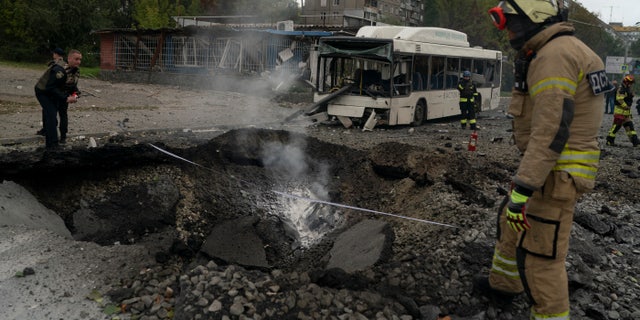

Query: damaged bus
[{"left": 309, "top": 26, "right": 502, "bottom": 130}]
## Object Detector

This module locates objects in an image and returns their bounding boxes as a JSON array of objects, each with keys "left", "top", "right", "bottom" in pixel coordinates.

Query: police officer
[
  {"left": 478, "top": 1, "right": 607, "bottom": 319},
  {"left": 36, "top": 47, "right": 66, "bottom": 137},
  {"left": 59, "top": 49, "right": 83, "bottom": 144},
  {"left": 34, "top": 50, "right": 78, "bottom": 149},
  {"left": 457, "top": 70, "right": 478, "bottom": 130}
]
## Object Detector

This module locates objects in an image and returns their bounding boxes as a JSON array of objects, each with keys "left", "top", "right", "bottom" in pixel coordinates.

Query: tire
[{"left": 411, "top": 100, "right": 426, "bottom": 126}]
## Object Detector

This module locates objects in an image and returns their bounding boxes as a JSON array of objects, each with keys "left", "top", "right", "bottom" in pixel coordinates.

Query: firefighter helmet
[
  {"left": 623, "top": 75, "right": 635, "bottom": 85},
  {"left": 495, "top": 0, "right": 563, "bottom": 25},
  {"left": 463, "top": 71, "right": 471, "bottom": 77},
  {"left": 488, "top": 0, "right": 567, "bottom": 50}
]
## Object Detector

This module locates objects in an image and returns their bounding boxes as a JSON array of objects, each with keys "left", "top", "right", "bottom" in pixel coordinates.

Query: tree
[
  {"left": 133, "top": 0, "right": 175, "bottom": 28},
  {"left": 0, "top": 0, "right": 133, "bottom": 62},
  {"left": 206, "top": 0, "right": 298, "bottom": 22},
  {"left": 569, "top": 2, "right": 625, "bottom": 60},
  {"left": 0, "top": 0, "right": 39, "bottom": 60}
]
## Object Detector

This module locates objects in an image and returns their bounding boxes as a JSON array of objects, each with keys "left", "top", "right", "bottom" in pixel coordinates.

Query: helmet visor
[
  {"left": 489, "top": 6, "right": 507, "bottom": 30},
  {"left": 488, "top": 1, "right": 517, "bottom": 30}
]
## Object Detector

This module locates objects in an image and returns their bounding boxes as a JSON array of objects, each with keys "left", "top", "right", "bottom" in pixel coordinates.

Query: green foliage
[
  {"left": 569, "top": 3, "right": 626, "bottom": 60},
  {"left": 133, "top": 0, "right": 175, "bottom": 29},
  {"left": 103, "top": 304, "right": 121, "bottom": 315},
  {"left": 0, "top": 0, "right": 132, "bottom": 63},
  {"left": 207, "top": 0, "right": 299, "bottom": 22},
  {"left": 422, "top": 0, "right": 633, "bottom": 92},
  {"left": 0, "top": 0, "right": 635, "bottom": 83},
  {"left": 631, "top": 39, "right": 640, "bottom": 59}
]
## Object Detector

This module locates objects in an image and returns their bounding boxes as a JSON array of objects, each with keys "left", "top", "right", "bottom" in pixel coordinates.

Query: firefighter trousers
[
  {"left": 489, "top": 171, "right": 578, "bottom": 319},
  {"left": 459, "top": 100, "right": 476, "bottom": 128}
]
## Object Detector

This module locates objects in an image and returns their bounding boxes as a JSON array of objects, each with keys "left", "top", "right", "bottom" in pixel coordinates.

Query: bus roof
[{"left": 356, "top": 26, "right": 469, "bottom": 48}]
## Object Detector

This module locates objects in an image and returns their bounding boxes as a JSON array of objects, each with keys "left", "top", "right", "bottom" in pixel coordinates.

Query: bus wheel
[{"left": 411, "top": 101, "right": 426, "bottom": 126}]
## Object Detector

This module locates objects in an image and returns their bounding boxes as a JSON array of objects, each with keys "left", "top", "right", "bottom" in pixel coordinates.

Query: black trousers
[
  {"left": 58, "top": 103, "right": 68, "bottom": 138},
  {"left": 459, "top": 100, "right": 476, "bottom": 122},
  {"left": 35, "top": 91, "right": 59, "bottom": 147},
  {"left": 38, "top": 102, "right": 68, "bottom": 138}
]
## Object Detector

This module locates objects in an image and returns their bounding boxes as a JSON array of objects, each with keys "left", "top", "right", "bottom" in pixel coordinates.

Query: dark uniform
[
  {"left": 59, "top": 66, "right": 80, "bottom": 143},
  {"left": 457, "top": 72, "right": 478, "bottom": 130},
  {"left": 35, "top": 59, "right": 69, "bottom": 148}
]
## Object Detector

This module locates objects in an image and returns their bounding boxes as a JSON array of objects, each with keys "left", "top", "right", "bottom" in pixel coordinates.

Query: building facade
[
  {"left": 610, "top": 23, "right": 640, "bottom": 43},
  {"left": 299, "top": 0, "right": 423, "bottom": 27}
]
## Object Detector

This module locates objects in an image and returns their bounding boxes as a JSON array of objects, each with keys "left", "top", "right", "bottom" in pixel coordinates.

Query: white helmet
[
  {"left": 489, "top": 0, "right": 566, "bottom": 30},
  {"left": 488, "top": 0, "right": 567, "bottom": 49}
]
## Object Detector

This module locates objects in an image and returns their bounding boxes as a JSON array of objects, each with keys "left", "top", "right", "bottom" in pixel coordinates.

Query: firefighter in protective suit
[
  {"left": 457, "top": 70, "right": 479, "bottom": 129},
  {"left": 478, "top": 1, "right": 607, "bottom": 319},
  {"left": 606, "top": 75, "right": 638, "bottom": 147}
]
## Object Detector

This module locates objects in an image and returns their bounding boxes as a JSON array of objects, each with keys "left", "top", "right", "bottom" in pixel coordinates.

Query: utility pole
[{"left": 606, "top": 5, "right": 613, "bottom": 23}]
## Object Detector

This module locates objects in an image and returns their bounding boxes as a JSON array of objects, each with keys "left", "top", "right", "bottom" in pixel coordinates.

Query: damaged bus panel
[{"left": 311, "top": 26, "right": 502, "bottom": 130}]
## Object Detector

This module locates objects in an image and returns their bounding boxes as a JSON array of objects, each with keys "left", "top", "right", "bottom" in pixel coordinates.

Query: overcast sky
[{"left": 571, "top": 0, "right": 638, "bottom": 26}]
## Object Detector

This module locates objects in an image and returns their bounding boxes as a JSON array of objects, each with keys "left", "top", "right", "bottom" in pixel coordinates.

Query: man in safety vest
[
  {"left": 479, "top": 1, "right": 607, "bottom": 319},
  {"left": 606, "top": 74, "right": 638, "bottom": 147},
  {"left": 457, "top": 70, "right": 478, "bottom": 130}
]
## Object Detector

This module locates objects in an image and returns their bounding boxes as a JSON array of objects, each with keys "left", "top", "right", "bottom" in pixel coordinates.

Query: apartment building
[
  {"left": 299, "top": 0, "right": 423, "bottom": 27},
  {"left": 610, "top": 23, "right": 640, "bottom": 43}
]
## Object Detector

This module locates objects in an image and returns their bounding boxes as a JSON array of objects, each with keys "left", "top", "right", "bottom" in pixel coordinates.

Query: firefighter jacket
[
  {"left": 613, "top": 84, "right": 633, "bottom": 116},
  {"left": 457, "top": 78, "right": 478, "bottom": 102},
  {"left": 508, "top": 22, "right": 605, "bottom": 192}
]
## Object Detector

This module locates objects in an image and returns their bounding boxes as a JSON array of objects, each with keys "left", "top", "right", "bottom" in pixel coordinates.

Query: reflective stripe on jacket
[
  {"left": 613, "top": 85, "right": 633, "bottom": 116},
  {"left": 508, "top": 22, "right": 604, "bottom": 192}
]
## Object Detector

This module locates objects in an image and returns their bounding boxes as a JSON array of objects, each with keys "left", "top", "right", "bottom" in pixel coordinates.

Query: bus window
[
  {"left": 430, "top": 56, "right": 445, "bottom": 89},
  {"left": 413, "top": 55, "right": 428, "bottom": 91},
  {"left": 461, "top": 58, "right": 472, "bottom": 76},
  {"left": 483, "top": 60, "right": 501, "bottom": 87},
  {"left": 470, "top": 59, "right": 486, "bottom": 87},
  {"left": 386, "top": 59, "right": 411, "bottom": 96},
  {"left": 445, "top": 57, "right": 460, "bottom": 89}
]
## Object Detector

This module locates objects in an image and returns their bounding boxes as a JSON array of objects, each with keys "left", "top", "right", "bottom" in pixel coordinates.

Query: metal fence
[{"left": 112, "top": 32, "right": 312, "bottom": 76}]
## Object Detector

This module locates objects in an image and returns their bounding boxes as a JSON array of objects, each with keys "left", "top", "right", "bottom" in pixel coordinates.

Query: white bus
[{"left": 309, "top": 26, "right": 502, "bottom": 130}]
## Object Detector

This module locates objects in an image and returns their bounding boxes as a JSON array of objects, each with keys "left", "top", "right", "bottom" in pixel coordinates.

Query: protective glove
[{"left": 505, "top": 184, "right": 534, "bottom": 232}]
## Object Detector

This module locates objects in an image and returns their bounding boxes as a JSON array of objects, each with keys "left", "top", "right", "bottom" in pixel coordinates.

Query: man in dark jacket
[{"left": 34, "top": 50, "right": 79, "bottom": 149}]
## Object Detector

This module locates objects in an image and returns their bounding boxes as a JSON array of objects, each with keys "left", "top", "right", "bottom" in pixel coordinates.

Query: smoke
[
  {"left": 260, "top": 135, "right": 339, "bottom": 248},
  {"left": 262, "top": 139, "right": 309, "bottom": 179}
]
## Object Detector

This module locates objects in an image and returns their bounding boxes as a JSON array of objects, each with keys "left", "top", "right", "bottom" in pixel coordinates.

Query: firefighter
[
  {"left": 457, "top": 70, "right": 478, "bottom": 130},
  {"left": 606, "top": 74, "right": 638, "bottom": 147},
  {"left": 479, "top": 1, "right": 606, "bottom": 319}
]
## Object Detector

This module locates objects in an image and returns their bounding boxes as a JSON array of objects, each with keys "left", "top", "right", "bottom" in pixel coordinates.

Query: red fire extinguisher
[{"left": 468, "top": 130, "right": 478, "bottom": 151}]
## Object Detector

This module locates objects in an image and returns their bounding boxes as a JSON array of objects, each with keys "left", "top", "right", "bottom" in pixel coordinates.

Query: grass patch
[
  {"left": 0, "top": 60, "right": 100, "bottom": 79},
  {"left": 0, "top": 60, "right": 44, "bottom": 71}
]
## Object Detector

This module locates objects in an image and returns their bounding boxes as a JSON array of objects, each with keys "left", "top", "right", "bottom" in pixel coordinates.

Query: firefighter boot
[
  {"left": 606, "top": 136, "right": 615, "bottom": 146},
  {"left": 473, "top": 276, "right": 517, "bottom": 305},
  {"left": 470, "top": 123, "right": 477, "bottom": 130},
  {"left": 631, "top": 135, "right": 639, "bottom": 147}
]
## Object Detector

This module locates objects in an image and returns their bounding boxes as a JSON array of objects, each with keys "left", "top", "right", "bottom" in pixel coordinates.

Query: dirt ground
[{"left": 1, "top": 64, "right": 640, "bottom": 320}]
